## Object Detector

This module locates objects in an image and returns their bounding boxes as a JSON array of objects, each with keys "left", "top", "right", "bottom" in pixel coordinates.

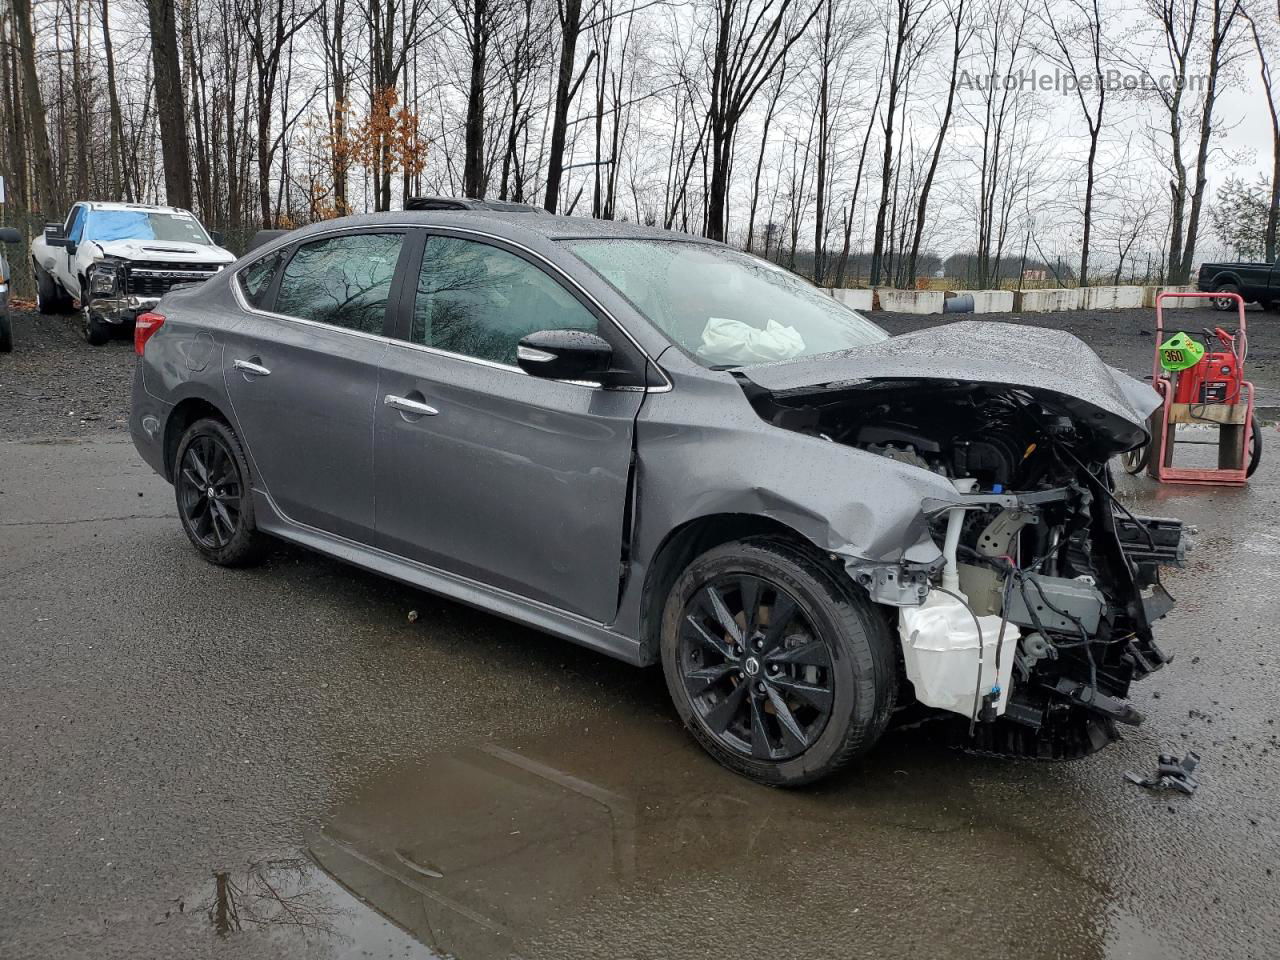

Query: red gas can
[{"left": 1173, "top": 328, "right": 1242, "bottom": 405}]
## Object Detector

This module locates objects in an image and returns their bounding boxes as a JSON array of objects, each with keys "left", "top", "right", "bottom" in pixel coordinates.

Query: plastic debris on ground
[{"left": 1125, "top": 751, "right": 1202, "bottom": 795}]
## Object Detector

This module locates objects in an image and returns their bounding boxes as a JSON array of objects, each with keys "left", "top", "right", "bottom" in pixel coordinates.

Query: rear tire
[
  {"left": 660, "top": 537, "right": 896, "bottom": 787},
  {"left": 34, "top": 265, "right": 70, "bottom": 314},
  {"left": 173, "top": 417, "right": 267, "bottom": 567}
]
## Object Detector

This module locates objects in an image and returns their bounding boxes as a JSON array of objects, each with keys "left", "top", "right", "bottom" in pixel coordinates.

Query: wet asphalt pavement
[{"left": 2, "top": 309, "right": 1279, "bottom": 959}]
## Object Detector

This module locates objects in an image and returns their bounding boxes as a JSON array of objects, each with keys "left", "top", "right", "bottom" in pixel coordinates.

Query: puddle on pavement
[{"left": 190, "top": 711, "right": 1183, "bottom": 960}]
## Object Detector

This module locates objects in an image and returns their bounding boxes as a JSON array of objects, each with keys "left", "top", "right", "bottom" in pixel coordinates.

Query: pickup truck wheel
[
  {"left": 1213, "top": 283, "right": 1241, "bottom": 311},
  {"left": 660, "top": 538, "right": 895, "bottom": 787},
  {"left": 35, "top": 266, "right": 70, "bottom": 314},
  {"left": 0, "top": 310, "right": 12, "bottom": 352},
  {"left": 173, "top": 418, "right": 267, "bottom": 567},
  {"left": 82, "top": 306, "right": 110, "bottom": 346}
]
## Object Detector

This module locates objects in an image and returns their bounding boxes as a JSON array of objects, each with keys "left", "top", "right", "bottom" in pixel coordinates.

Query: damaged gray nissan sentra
[{"left": 129, "top": 209, "right": 1186, "bottom": 785}]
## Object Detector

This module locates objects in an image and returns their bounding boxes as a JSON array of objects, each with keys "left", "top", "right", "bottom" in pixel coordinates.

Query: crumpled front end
[
  {"left": 85, "top": 254, "right": 227, "bottom": 325},
  {"left": 739, "top": 325, "right": 1186, "bottom": 760}
]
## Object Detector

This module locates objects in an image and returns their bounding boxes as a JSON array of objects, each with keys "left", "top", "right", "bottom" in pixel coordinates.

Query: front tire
[
  {"left": 82, "top": 306, "right": 110, "bottom": 346},
  {"left": 173, "top": 418, "right": 267, "bottom": 567},
  {"left": 660, "top": 538, "right": 896, "bottom": 787}
]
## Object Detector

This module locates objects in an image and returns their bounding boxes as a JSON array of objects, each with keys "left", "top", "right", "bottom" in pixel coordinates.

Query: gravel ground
[
  {"left": 2, "top": 301, "right": 1277, "bottom": 444},
  {"left": 877, "top": 302, "right": 1280, "bottom": 409},
  {"left": 0, "top": 306, "right": 135, "bottom": 440}
]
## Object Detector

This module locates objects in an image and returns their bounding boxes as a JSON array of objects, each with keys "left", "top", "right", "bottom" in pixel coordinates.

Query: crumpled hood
[
  {"left": 742, "top": 320, "right": 1160, "bottom": 444},
  {"left": 93, "top": 238, "right": 236, "bottom": 264}
]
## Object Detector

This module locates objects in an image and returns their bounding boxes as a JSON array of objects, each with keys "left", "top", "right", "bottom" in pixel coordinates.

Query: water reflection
[
  {"left": 197, "top": 714, "right": 1178, "bottom": 959},
  {"left": 293, "top": 716, "right": 1138, "bottom": 960}
]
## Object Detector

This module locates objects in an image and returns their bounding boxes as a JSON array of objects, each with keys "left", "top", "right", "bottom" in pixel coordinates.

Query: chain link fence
[{"left": 0, "top": 209, "right": 51, "bottom": 301}]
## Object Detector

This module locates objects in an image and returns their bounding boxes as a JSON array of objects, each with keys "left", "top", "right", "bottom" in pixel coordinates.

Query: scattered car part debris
[{"left": 1126, "top": 751, "right": 1201, "bottom": 795}]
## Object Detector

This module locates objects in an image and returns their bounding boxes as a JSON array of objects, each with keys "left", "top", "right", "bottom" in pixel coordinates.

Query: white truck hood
[{"left": 92, "top": 238, "right": 236, "bottom": 264}]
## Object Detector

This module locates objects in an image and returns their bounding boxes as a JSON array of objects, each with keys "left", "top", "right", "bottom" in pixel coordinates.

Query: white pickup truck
[{"left": 31, "top": 201, "right": 236, "bottom": 345}]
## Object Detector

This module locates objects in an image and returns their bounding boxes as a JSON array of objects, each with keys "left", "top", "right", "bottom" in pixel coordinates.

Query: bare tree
[
  {"left": 146, "top": 0, "right": 194, "bottom": 208},
  {"left": 1245, "top": 1, "right": 1279, "bottom": 260},
  {"left": 868, "top": 0, "right": 935, "bottom": 285},
  {"left": 905, "top": 0, "right": 968, "bottom": 283},
  {"left": 700, "top": 0, "right": 821, "bottom": 241}
]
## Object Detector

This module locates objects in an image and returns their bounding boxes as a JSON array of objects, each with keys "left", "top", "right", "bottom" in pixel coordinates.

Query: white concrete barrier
[
  {"left": 944, "top": 289, "right": 1014, "bottom": 313},
  {"left": 826, "top": 288, "right": 874, "bottom": 311},
  {"left": 874, "top": 287, "right": 945, "bottom": 314},
  {"left": 1143, "top": 285, "right": 1201, "bottom": 309},
  {"left": 1013, "top": 288, "right": 1082, "bottom": 312},
  {"left": 1080, "top": 285, "right": 1143, "bottom": 310}
]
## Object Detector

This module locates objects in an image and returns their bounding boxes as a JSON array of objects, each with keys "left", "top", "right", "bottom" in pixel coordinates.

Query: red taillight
[{"left": 135, "top": 311, "right": 165, "bottom": 355}]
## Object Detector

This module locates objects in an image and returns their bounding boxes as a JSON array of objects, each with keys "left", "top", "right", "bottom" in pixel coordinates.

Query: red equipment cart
[{"left": 1132, "top": 290, "right": 1259, "bottom": 485}]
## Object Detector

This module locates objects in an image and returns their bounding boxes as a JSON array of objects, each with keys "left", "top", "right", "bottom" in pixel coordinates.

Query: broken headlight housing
[{"left": 88, "top": 260, "right": 123, "bottom": 296}]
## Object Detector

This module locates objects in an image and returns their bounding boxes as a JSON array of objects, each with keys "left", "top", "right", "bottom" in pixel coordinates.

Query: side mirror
[
  {"left": 210, "top": 230, "right": 225, "bottom": 246},
  {"left": 0, "top": 227, "right": 20, "bottom": 244},
  {"left": 44, "top": 225, "right": 67, "bottom": 248},
  {"left": 516, "top": 329, "right": 613, "bottom": 382}
]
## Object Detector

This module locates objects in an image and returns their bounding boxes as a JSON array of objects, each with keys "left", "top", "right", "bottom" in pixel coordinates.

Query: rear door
[
  {"left": 374, "top": 230, "right": 648, "bottom": 622},
  {"left": 223, "top": 229, "right": 412, "bottom": 544}
]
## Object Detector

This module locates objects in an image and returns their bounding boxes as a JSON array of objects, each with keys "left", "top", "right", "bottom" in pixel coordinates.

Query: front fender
[{"left": 613, "top": 374, "right": 965, "bottom": 645}]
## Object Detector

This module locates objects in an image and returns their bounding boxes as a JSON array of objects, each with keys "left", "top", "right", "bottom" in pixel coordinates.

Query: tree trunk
[
  {"left": 13, "top": 0, "right": 56, "bottom": 214},
  {"left": 464, "top": 0, "right": 488, "bottom": 198},
  {"left": 544, "top": 0, "right": 582, "bottom": 213},
  {"left": 101, "top": 0, "right": 125, "bottom": 199},
  {"left": 146, "top": 0, "right": 193, "bottom": 209}
]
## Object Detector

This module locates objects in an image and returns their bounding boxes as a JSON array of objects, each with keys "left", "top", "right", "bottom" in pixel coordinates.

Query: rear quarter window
[{"left": 238, "top": 251, "right": 284, "bottom": 309}]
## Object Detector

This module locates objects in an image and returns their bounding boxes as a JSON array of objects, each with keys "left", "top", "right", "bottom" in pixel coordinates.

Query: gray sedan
[{"left": 130, "top": 210, "right": 1184, "bottom": 784}]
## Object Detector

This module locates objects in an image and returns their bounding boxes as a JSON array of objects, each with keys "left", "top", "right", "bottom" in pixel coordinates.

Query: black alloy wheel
[
  {"left": 677, "top": 574, "right": 834, "bottom": 761},
  {"left": 661, "top": 539, "right": 895, "bottom": 786},
  {"left": 178, "top": 433, "right": 243, "bottom": 549},
  {"left": 173, "top": 418, "right": 266, "bottom": 566}
]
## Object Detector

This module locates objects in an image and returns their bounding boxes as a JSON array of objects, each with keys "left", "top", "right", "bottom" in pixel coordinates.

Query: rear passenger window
[
  {"left": 238, "top": 251, "right": 283, "bottom": 309},
  {"left": 275, "top": 232, "right": 404, "bottom": 334},
  {"left": 412, "top": 236, "right": 596, "bottom": 365}
]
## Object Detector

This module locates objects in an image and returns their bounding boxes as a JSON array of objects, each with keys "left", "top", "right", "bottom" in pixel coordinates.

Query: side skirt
[{"left": 252, "top": 489, "right": 647, "bottom": 667}]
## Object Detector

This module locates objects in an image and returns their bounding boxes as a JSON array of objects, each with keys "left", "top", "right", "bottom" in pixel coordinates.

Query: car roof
[
  {"left": 277, "top": 209, "right": 719, "bottom": 249},
  {"left": 79, "top": 201, "right": 190, "bottom": 214}
]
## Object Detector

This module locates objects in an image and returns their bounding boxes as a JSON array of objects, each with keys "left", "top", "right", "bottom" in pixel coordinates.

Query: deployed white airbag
[
  {"left": 899, "top": 590, "right": 1018, "bottom": 719},
  {"left": 697, "top": 316, "right": 805, "bottom": 364}
]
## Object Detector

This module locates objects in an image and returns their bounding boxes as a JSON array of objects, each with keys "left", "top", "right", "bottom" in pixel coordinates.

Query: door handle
[
  {"left": 233, "top": 358, "right": 271, "bottom": 377},
  {"left": 384, "top": 394, "right": 439, "bottom": 417}
]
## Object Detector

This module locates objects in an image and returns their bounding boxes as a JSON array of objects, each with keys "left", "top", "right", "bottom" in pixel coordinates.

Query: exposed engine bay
[{"left": 746, "top": 378, "right": 1186, "bottom": 761}]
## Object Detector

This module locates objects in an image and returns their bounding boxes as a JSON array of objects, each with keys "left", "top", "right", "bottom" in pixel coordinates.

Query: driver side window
[
  {"left": 66, "top": 206, "right": 87, "bottom": 243},
  {"left": 411, "top": 236, "right": 597, "bottom": 366}
]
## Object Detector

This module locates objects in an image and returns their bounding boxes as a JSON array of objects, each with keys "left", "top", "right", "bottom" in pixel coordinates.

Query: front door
[
  {"left": 375, "top": 232, "right": 646, "bottom": 623},
  {"left": 224, "top": 230, "right": 410, "bottom": 544}
]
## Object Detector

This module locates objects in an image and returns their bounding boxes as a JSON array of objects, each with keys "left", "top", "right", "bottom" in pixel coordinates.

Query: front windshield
[
  {"left": 86, "top": 210, "right": 212, "bottom": 246},
  {"left": 564, "top": 238, "right": 887, "bottom": 367}
]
